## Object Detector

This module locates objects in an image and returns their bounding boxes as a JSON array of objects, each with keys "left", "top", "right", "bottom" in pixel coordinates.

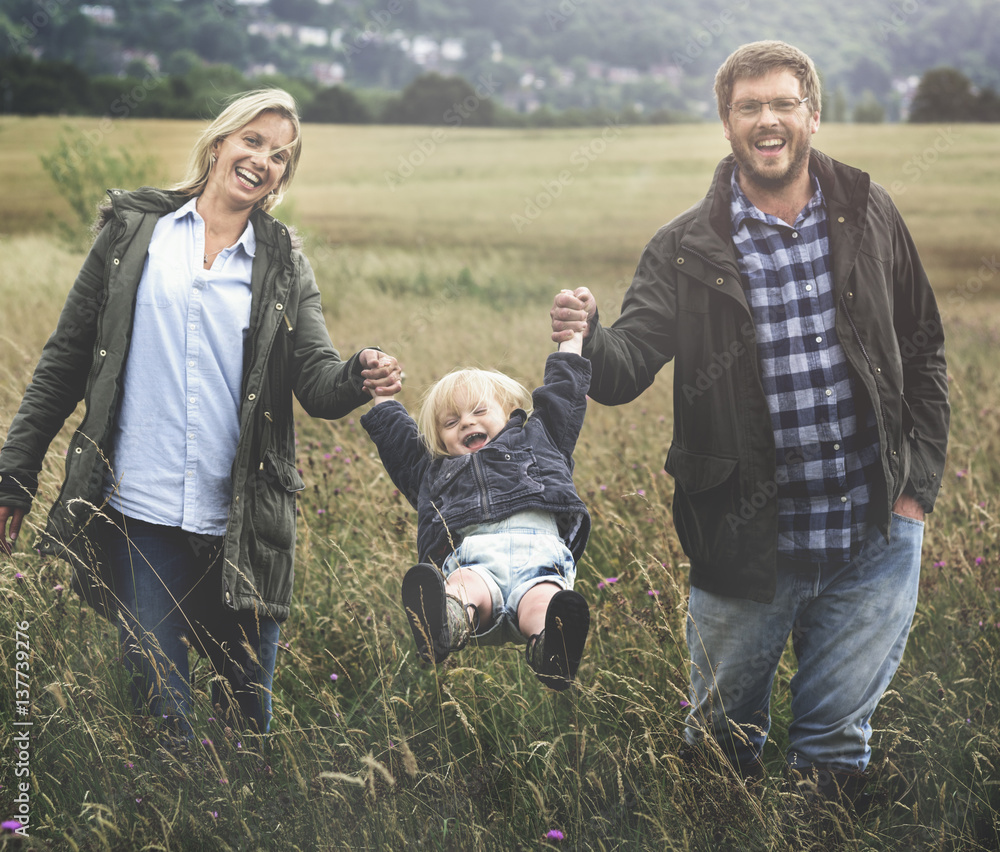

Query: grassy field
[{"left": 0, "top": 117, "right": 998, "bottom": 850}]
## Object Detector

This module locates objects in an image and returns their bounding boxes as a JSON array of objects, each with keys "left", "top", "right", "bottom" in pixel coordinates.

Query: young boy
[{"left": 359, "top": 315, "right": 591, "bottom": 690}]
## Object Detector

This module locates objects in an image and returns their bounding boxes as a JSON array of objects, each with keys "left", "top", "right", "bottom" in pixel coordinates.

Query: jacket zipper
[{"left": 472, "top": 453, "right": 491, "bottom": 521}]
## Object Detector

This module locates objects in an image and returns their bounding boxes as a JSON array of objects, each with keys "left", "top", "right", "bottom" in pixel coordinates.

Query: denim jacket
[{"left": 361, "top": 352, "right": 592, "bottom": 566}]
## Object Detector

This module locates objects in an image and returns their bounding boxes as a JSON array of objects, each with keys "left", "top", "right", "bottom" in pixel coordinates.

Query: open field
[{"left": 0, "top": 119, "right": 998, "bottom": 850}]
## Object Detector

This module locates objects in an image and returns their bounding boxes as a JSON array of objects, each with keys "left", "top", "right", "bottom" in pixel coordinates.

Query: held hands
[
  {"left": 551, "top": 288, "right": 597, "bottom": 349},
  {"left": 360, "top": 349, "right": 402, "bottom": 402},
  {"left": 0, "top": 506, "right": 26, "bottom": 557}
]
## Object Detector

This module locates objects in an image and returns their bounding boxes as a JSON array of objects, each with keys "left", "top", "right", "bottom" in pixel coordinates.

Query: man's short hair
[{"left": 714, "top": 41, "right": 821, "bottom": 123}]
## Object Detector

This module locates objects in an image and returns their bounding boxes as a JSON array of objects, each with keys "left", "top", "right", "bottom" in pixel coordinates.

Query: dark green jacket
[
  {"left": 584, "top": 150, "right": 950, "bottom": 603},
  {"left": 0, "top": 188, "right": 371, "bottom": 621}
]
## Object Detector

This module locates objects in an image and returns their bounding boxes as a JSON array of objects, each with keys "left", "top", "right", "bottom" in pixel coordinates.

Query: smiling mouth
[
  {"left": 463, "top": 432, "right": 488, "bottom": 450},
  {"left": 755, "top": 138, "right": 786, "bottom": 153},
  {"left": 235, "top": 167, "right": 262, "bottom": 188}
]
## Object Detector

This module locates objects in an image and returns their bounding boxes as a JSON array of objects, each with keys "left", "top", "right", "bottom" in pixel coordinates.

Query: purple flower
[
  {"left": 637, "top": 489, "right": 646, "bottom": 497},
  {"left": 648, "top": 590, "right": 660, "bottom": 597},
  {"left": 2, "top": 820, "right": 23, "bottom": 832},
  {"left": 934, "top": 560, "right": 946, "bottom": 568},
  {"left": 211, "top": 811, "right": 219, "bottom": 819},
  {"left": 330, "top": 673, "right": 338, "bottom": 682},
  {"left": 14, "top": 572, "right": 24, "bottom": 581},
  {"left": 606, "top": 577, "right": 618, "bottom": 585},
  {"left": 201, "top": 739, "right": 212, "bottom": 746},
  {"left": 975, "top": 557, "right": 985, "bottom": 566},
  {"left": 546, "top": 829, "right": 565, "bottom": 841},
  {"left": 679, "top": 699, "right": 691, "bottom": 709}
]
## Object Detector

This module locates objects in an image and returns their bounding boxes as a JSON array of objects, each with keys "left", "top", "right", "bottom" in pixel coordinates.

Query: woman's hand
[
  {"left": 360, "top": 350, "right": 402, "bottom": 401},
  {"left": 0, "top": 506, "right": 26, "bottom": 556}
]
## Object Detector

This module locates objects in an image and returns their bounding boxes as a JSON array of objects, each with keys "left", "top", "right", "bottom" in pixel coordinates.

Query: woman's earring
[{"left": 210, "top": 153, "right": 217, "bottom": 167}]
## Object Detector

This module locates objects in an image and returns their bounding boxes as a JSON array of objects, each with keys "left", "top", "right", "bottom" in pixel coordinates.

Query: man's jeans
[
  {"left": 103, "top": 511, "right": 280, "bottom": 736},
  {"left": 685, "top": 514, "right": 924, "bottom": 774}
]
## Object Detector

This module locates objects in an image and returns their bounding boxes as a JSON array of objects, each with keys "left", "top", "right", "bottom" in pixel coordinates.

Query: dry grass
[{"left": 0, "top": 119, "right": 998, "bottom": 850}]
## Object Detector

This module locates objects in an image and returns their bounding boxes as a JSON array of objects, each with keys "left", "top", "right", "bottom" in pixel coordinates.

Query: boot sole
[{"left": 401, "top": 563, "right": 451, "bottom": 664}]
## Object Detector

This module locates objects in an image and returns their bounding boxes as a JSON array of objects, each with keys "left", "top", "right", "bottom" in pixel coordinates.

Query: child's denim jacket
[{"left": 360, "top": 352, "right": 592, "bottom": 567}]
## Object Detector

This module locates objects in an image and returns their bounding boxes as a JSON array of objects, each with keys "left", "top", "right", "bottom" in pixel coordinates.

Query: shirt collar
[
  {"left": 175, "top": 196, "right": 257, "bottom": 259},
  {"left": 729, "top": 168, "right": 824, "bottom": 232}
]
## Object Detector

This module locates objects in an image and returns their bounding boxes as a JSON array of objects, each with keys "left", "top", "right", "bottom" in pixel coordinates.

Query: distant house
[{"left": 80, "top": 5, "right": 116, "bottom": 26}]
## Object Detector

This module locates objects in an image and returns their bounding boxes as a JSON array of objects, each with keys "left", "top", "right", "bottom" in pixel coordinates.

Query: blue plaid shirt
[{"left": 730, "top": 170, "right": 880, "bottom": 563}]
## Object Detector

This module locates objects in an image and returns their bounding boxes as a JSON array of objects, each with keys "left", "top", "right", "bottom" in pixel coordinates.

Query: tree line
[{"left": 1, "top": 55, "right": 997, "bottom": 126}]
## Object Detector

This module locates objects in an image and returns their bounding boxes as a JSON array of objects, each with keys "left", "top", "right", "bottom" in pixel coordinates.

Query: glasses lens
[
  {"left": 772, "top": 98, "right": 800, "bottom": 113},
  {"left": 734, "top": 101, "right": 760, "bottom": 118}
]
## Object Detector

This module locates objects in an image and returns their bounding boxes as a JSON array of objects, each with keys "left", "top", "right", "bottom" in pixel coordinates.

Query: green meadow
[{"left": 1, "top": 116, "right": 998, "bottom": 850}]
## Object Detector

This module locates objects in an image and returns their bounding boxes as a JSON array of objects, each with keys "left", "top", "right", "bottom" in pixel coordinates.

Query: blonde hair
[
  {"left": 417, "top": 368, "right": 533, "bottom": 458},
  {"left": 714, "top": 41, "right": 821, "bottom": 123},
  {"left": 171, "top": 89, "right": 303, "bottom": 214}
]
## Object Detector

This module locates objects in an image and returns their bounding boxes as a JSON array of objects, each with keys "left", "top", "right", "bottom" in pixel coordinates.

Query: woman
[{"left": 0, "top": 90, "right": 400, "bottom": 735}]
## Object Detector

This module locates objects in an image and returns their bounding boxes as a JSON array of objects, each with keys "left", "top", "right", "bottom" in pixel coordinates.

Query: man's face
[{"left": 723, "top": 69, "right": 820, "bottom": 192}]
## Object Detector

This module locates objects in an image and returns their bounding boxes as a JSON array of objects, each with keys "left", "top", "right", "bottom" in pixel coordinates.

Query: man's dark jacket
[{"left": 583, "top": 150, "right": 950, "bottom": 602}]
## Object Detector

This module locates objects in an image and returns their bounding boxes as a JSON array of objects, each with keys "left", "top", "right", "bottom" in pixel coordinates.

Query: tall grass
[{"left": 1, "top": 121, "right": 998, "bottom": 850}]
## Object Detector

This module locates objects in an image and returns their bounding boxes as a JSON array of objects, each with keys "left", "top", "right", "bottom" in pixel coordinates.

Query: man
[{"left": 551, "top": 41, "right": 949, "bottom": 806}]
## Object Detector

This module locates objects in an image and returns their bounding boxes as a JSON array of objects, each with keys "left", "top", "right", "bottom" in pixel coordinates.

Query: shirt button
[
  {"left": 792, "top": 231, "right": 799, "bottom": 238},
  {"left": 805, "top": 284, "right": 812, "bottom": 291},
  {"left": 825, "top": 389, "right": 832, "bottom": 397},
  {"left": 815, "top": 336, "right": 822, "bottom": 343},
  {"left": 189, "top": 324, "right": 195, "bottom": 330},
  {"left": 187, "top": 471, "right": 193, "bottom": 477},
  {"left": 834, "top": 443, "right": 840, "bottom": 450},
  {"left": 188, "top": 361, "right": 195, "bottom": 367},
  {"left": 189, "top": 397, "right": 196, "bottom": 403},
  {"left": 841, "top": 496, "right": 848, "bottom": 503}
]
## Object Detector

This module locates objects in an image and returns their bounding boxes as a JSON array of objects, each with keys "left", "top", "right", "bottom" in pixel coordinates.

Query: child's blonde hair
[{"left": 417, "top": 368, "right": 533, "bottom": 458}]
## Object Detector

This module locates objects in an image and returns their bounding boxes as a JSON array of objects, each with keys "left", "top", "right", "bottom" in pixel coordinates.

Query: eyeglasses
[{"left": 728, "top": 97, "right": 809, "bottom": 119}]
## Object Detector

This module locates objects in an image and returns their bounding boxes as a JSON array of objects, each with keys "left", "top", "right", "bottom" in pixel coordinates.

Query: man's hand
[
  {"left": 551, "top": 287, "right": 597, "bottom": 345},
  {"left": 0, "top": 506, "right": 26, "bottom": 557},
  {"left": 360, "top": 349, "right": 402, "bottom": 400},
  {"left": 892, "top": 493, "right": 925, "bottom": 522}
]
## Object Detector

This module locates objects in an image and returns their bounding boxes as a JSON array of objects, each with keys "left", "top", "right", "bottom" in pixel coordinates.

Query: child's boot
[
  {"left": 401, "top": 563, "right": 474, "bottom": 664},
  {"left": 526, "top": 589, "right": 590, "bottom": 691}
]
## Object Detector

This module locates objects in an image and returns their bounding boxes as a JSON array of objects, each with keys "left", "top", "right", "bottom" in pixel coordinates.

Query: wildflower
[
  {"left": 648, "top": 590, "right": 660, "bottom": 597},
  {"left": 599, "top": 484, "right": 607, "bottom": 491},
  {"left": 136, "top": 798, "right": 142, "bottom": 804},
  {"left": 679, "top": 699, "right": 691, "bottom": 709},
  {"left": 317, "top": 508, "right": 326, "bottom": 515},
  {"left": 2, "top": 820, "right": 23, "bottom": 832},
  {"left": 202, "top": 739, "right": 212, "bottom": 747},
  {"left": 637, "top": 489, "right": 646, "bottom": 497},
  {"left": 126, "top": 761, "right": 134, "bottom": 770},
  {"left": 211, "top": 811, "right": 219, "bottom": 819},
  {"left": 330, "top": 673, "right": 338, "bottom": 682},
  {"left": 956, "top": 469, "right": 967, "bottom": 479},
  {"left": 934, "top": 560, "right": 946, "bottom": 568},
  {"left": 15, "top": 572, "right": 24, "bottom": 581},
  {"left": 975, "top": 557, "right": 985, "bottom": 566},
  {"left": 53, "top": 583, "right": 65, "bottom": 594},
  {"left": 606, "top": 577, "right": 618, "bottom": 585},
  {"left": 546, "top": 829, "right": 565, "bottom": 841}
]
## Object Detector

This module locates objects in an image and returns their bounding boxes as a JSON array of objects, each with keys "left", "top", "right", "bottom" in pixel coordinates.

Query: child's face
[{"left": 437, "top": 390, "right": 509, "bottom": 456}]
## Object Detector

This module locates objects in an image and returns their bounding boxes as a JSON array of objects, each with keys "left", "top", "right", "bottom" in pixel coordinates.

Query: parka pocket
[
  {"left": 253, "top": 449, "right": 305, "bottom": 550},
  {"left": 664, "top": 444, "right": 741, "bottom": 566}
]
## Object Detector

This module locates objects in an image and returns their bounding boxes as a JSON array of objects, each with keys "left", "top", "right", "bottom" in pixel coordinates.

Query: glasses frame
[{"left": 727, "top": 97, "right": 810, "bottom": 120}]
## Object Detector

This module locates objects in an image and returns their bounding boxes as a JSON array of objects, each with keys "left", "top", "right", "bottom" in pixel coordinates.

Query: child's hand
[{"left": 360, "top": 349, "right": 402, "bottom": 402}]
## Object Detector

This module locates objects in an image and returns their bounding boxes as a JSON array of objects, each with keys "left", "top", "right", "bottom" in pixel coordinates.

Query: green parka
[
  {"left": 0, "top": 188, "right": 372, "bottom": 621},
  {"left": 583, "top": 150, "right": 950, "bottom": 603}
]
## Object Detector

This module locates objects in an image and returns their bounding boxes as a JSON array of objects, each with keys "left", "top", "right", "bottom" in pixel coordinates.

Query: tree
[
  {"left": 303, "top": 85, "right": 371, "bottom": 123},
  {"left": 853, "top": 91, "right": 885, "bottom": 124},
  {"left": 910, "top": 67, "right": 976, "bottom": 122},
  {"left": 381, "top": 73, "right": 494, "bottom": 126}
]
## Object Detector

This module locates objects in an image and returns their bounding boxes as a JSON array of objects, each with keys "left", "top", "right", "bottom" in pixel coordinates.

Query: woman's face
[{"left": 207, "top": 111, "right": 296, "bottom": 212}]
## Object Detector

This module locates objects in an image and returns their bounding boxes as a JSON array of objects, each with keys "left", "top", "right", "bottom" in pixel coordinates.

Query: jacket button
[
  {"left": 248, "top": 393, "right": 256, "bottom": 401},
  {"left": 113, "top": 258, "right": 120, "bottom": 265},
  {"left": 847, "top": 291, "right": 854, "bottom": 298},
  {"left": 99, "top": 349, "right": 107, "bottom": 357},
  {"left": 275, "top": 303, "right": 283, "bottom": 311},
  {"left": 676, "top": 257, "right": 685, "bottom": 265},
  {"left": 838, "top": 216, "right": 845, "bottom": 223},
  {"left": 75, "top": 447, "right": 82, "bottom": 454},
  {"left": 716, "top": 278, "right": 724, "bottom": 286},
  {"left": 225, "top": 591, "right": 231, "bottom": 603}
]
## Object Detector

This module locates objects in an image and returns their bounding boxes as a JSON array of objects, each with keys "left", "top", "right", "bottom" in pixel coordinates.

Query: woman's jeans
[
  {"left": 103, "top": 511, "right": 280, "bottom": 736},
  {"left": 685, "top": 514, "right": 924, "bottom": 775}
]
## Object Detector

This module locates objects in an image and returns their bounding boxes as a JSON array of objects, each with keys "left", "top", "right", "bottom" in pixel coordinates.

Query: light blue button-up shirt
[{"left": 104, "top": 197, "right": 255, "bottom": 535}]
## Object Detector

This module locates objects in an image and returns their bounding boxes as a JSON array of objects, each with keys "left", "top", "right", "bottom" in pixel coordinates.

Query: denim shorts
[{"left": 442, "top": 510, "right": 577, "bottom": 646}]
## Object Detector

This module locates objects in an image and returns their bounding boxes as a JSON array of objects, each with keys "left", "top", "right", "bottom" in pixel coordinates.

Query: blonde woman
[{"left": 0, "top": 90, "right": 400, "bottom": 736}]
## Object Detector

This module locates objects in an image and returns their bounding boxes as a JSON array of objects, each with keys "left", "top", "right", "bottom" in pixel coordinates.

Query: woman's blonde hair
[
  {"left": 714, "top": 40, "right": 822, "bottom": 124},
  {"left": 416, "top": 368, "right": 533, "bottom": 458},
  {"left": 172, "top": 89, "right": 302, "bottom": 214}
]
